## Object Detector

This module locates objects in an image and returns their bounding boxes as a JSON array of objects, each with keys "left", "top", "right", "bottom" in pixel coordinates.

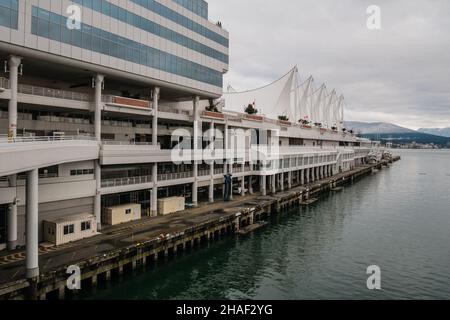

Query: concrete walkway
[
  {"left": 0, "top": 163, "right": 381, "bottom": 286},
  {"left": 0, "top": 193, "right": 261, "bottom": 285}
]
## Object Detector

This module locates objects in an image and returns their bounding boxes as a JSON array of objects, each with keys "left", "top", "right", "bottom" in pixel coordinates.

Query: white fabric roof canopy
[{"left": 222, "top": 66, "right": 345, "bottom": 129}]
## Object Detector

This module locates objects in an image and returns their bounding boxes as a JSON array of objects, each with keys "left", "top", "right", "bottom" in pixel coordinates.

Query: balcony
[
  {"left": 102, "top": 95, "right": 151, "bottom": 110},
  {"left": 0, "top": 77, "right": 91, "bottom": 102}
]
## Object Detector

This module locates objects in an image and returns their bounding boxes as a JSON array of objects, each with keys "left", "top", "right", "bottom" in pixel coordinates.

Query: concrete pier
[{"left": 0, "top": 158, "right": 400, "bottom": 300}]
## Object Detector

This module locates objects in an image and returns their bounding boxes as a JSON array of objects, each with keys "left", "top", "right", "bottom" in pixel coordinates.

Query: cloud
[{"left": 208, "top": 0, "right": 450, "bottom": 129}]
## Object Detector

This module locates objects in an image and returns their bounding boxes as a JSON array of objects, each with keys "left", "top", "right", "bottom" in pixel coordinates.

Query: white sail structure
[
  {"left": 333, "top": 95, "right": 345, "bottom": 130},
  {"left": 298, "top": 76, "right": 314, "bottom": 122},
  {"left": 310, "top": 84, "right": 326, "bottom": 125},
  {"left": 223, "top": 67, "right": 298, "bottom": 121},
  {"left": 323, "top": 89, "right": 337, "bottom": 128},
  {"left": 222, "top": 66, "right": 347, "bottom": 128}
]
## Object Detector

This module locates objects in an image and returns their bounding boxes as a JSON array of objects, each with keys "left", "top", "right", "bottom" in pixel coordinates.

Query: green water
[{"left": 81, "top": 150, "right": 450, "bottom": 299}]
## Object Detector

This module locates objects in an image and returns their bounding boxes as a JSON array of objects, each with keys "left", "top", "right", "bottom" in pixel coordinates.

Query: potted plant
[
  {"left": 244, "top": 104, "right": 263, "bottom": 121},
  {"left": 202, "top": 99, "right": 225, "bottom": 119},
  {"left": 245, "top": 103, "right": 258, "bottom": 115},
  {"left": 278, "top": 115, "right": 291, "bottom": 126},
  {"left": 299, "top": 119, "right": 312, "bottom": 128}
]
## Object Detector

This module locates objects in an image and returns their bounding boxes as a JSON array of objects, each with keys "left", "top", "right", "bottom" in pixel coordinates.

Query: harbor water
[{"left": 81, "top": 150, "right": 450, "bottom": 300}]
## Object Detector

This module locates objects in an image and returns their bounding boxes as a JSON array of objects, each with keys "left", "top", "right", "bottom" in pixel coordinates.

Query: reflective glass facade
[
  {"left": 0, "top": 0, "right": 18, "bottom": 29},
  {"left": 31, "top": 7, "right": 223, "bottom": 88},
  {"left": 72, "top": 0, "right": 228, "bottom": 64},
  {"left": 129, "top": 0, "right": 228, "bottom": 47},
  {"left": 172, "top": 0, "right": 208, "bottom": 19}
]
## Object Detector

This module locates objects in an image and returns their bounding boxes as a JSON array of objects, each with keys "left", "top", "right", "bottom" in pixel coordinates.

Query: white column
[
  {"left": 151, "top": 164, "right": 158, "bottom": 217},
  {"left": 94, "top": 161, "right": 102, "bottom": 230},
  {"left": 271, "top": 175, "right": 276, "bottom": 194},
  {"left": 94, "top": 74, "right": 104, "bottom": 141},
  {"left": 228, "top": 134, "right": 233, "bottom": 201},
  {"left": 248, "top": 172, "right": 254, "bottom": 194},
  {"left": 261, "top": 175, "right": 267, "bottom": 196},
  {"left": 8, "top": 56, "right": 21, "bottom": 139},
  {"left": 288, "top": 171, "right": 292, "bottom": 189},
  {"left": 150, "top": 87, "right": 160, "bottom": 217},
  {"left": 300, "top": 169, "right": 304, "bottom": 185},
  {"left": 7, "top": 202, "right": 17, "bottom": 250},
  {"left": 26, "top": 169, "right": 39, "bottom": 279},
  {"left": 241, "top": 163, "right": 245, "bottom": 196},
  {"left": 151, "top": 87, "right": 160, "bottom": 217},
  {"left": 208, "top": 122, "right": 214, "bottom": 203},
  {"left": 192, "top": 96, "right": 200, "bottom": 206},
  {"left": 280, "top": 173, "right": 284, "bottom": 191},
  {"left": 93, "top": 74, "right": 103, "bottom": 228},
  {"left": 7, "top": 176, "right": 17, "bottom": 250},
  {"left": 152, "top": 87, "right": 160, "bottom": 146}
]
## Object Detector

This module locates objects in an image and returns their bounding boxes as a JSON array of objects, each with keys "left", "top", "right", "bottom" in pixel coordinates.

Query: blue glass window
[
  {"left": 0, "top": 0, "right": 18, "bottom": 29},
  {"left": 71, "top": 0, "right": 228, "bottom": 64},
  {"left": 32, "top": 7, "right": 223, "bottom": 88}
]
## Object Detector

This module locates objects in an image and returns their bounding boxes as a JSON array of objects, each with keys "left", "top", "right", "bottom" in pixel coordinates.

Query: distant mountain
[
  {"left": 344, "top": 121, "right": 450, "bottom": 146},
  {"left": 344, "top": 121, "right": 415, "bottom": 134},
  {"left": 417, "top": 127, "right": 450, "bottom": 138}
]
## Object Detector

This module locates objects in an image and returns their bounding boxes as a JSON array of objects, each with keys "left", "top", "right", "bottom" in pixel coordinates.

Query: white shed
[
  {"left": 43, "top": 213, "right": 98, "bottom": 246},
  {"left": 102, "top": 203, "right": 141, "bottom": 226},
  {"left": 158, "top": 197, "right": 185, "bottom": 216}
]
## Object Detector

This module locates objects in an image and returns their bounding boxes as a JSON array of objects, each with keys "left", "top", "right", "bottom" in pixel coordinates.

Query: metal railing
[
  {"left": 158, "top": 171, "right": 193, "bottom": 181},
  {"left": 101, "top": 171, "right": 199, "bottom": 188},
  {"left": 101, "top": 140, "right": 161, "bottom": 147},
  {"left": 0, "top": 77, "right": 92, "bottom": 102},
  {"left": 0, "top": 135, "right": 96, "bottom": 144},
  {"left": 101, "top": 175, "right": 152, "bottom": 188}
]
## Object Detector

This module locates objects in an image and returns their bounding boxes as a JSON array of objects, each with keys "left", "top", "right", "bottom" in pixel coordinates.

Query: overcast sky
[{"left": 207, "top": 0, "right": 450, "bottom": 129}]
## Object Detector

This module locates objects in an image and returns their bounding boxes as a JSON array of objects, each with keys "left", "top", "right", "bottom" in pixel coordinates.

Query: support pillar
[
  {"left": 192, "top": 96, "right": 200, "bottom": 206},
  {"left": 241, "top": 163, "right": 245, "bottom": 196},
  {"left": 94, "top": 74, "right": 104, "bottom": 141},
  {"left": 208, "top": 122, "right": 214, "bottom": 203},
  {"left": 288, "top": 171, "right": 292, "bottom": 189},
  {"left": 248, "top": 174, "right": 254, "bottom": 194},
  {"left": 7, "top": 175, "right": 18, "bottom": 250},
  {"left": 271, "top": 175, "right": 276, "bottom": 194},
  {"left": 151, "top": 87, "right": 160, "bottom": 217},
  {"left": 261, "top": 175, "right": 267, "bottom": 196},
  {"left": 280, "top": 173, "right": 284, "bottom": 191},
  {"left": 26, "top": 169, "right": 39, "bottom": 279},
  {"left": 8, "top": 55, "right": 21, "bottom": 139},
  {"left": 94, "top": 161, "right": 101, "bottom": 230},
  {"left": 300, "top": 169, "right": 304, "bottom": 185}
]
